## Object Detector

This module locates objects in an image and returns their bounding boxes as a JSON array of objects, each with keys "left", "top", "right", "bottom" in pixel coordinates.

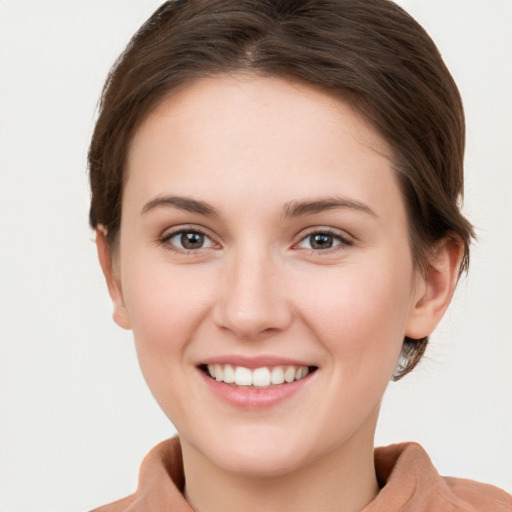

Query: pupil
[
  {"left": 311, "top": 234, "right": 332, "bottom": 249},
  {"left": 181, "top": 232, "right": 204, "bottom": 249}
]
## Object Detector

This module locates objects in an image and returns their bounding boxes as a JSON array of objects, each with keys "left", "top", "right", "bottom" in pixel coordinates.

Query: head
[
  {"left": 89, "top": 0, "right": 473, "bottom": 380},
  {"left": 89, "top": 0, "right": 473, "bottom": 476}
]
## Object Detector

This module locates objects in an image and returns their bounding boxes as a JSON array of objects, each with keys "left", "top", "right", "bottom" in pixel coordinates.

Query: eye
[
  {"left": 161, "top": 229, "right": 216, "bottom": 251},
  {"left": 296, "top": 230, "right": 351, "bottom": 251}
]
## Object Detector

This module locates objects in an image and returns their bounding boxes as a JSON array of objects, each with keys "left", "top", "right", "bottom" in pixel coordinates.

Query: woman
[{"left": 88, "top": 1, "right": 511, "bottom": 510}]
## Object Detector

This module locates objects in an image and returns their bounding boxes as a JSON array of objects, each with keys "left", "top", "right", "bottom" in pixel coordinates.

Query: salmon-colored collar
[{"left": 91, "top": 437, "right": 512, "bottom": 512}]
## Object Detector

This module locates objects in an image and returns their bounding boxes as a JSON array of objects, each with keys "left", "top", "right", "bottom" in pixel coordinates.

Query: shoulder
[
  {"left": 443, "top": 476, "right": 512, "bottom": 512},
  {"left": 373, "top": 442, "right": 512, "bottom": 512}
]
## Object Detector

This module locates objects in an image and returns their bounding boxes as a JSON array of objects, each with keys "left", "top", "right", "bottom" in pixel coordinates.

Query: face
[{"left": 107, "top": 75, "right": 430, "bottom": 477}]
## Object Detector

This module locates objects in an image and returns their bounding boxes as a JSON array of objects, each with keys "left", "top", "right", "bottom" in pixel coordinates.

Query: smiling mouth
[{"left": 199, "top": 364, "right": 318, "bottom": 388}]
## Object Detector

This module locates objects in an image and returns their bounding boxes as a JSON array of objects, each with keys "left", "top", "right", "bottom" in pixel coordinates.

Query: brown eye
[
  {"left": 163, "top": 230, "right": 215, "bottom": 251},
  {"left": 309, "top": 233, "right": 334, "bottom": 249},
  {"left": 181, "top": 232, "right": 205, "bottom": 249},
  {"left": 297, "top": 231, "right": 351, "bottom": 251}
]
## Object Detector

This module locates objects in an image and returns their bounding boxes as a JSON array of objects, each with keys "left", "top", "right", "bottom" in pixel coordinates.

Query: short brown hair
[{"left": 88, "top": 0, "right": 474, "bottom": 379}]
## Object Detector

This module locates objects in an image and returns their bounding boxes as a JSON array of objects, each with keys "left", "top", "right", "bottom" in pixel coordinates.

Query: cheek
[
  {"left": 120, "top": 259, "right": 219, "bottom": 421},
  {"left": 294, "top": 261, "right": 414, "bottom": 375},
  {"left": 121, "top": 257, "right": 215, "bottom": 360},
  {"left": 289, "top": 262, "right": 415, "bottom": 439}
]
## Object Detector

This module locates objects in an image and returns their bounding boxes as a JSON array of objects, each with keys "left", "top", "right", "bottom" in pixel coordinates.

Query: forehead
[
  {"left": 125, "top": 74, "right": 403, "bottom": 222},
  {"left": 129, "top": 74, "right": 392, "bottom": 164}
]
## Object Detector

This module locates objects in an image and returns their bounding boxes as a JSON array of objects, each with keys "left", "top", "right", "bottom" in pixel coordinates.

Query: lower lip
[{"left": 198, "top": 369, "right": 315, "bottom": 409}]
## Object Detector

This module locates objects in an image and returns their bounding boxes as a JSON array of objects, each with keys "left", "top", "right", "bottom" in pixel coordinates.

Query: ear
[
  {"left": 406, "top": 237, "right": 463, "bottom": 339},
  {"left": 95, "top": 228, "right": 132, "bottom": 330}
]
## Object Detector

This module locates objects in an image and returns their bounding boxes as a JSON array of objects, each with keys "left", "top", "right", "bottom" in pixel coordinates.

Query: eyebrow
[
  {"left": 282, "top": 197, "right": 377, "bottom": 219},
  {"left": 140, "top": 194, "right": 377, "bottom": 219},
  {"left": 141, "top": 196, "right": 220, "bottom": 217}
]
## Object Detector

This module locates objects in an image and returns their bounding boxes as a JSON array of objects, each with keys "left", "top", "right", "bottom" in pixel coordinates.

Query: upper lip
[{"left": 198, "top": 355, "right": 317, "bottom": 369}]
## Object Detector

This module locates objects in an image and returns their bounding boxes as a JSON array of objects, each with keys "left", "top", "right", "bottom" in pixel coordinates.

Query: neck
[{"left": 181, "top": 427, "right": 379, "bottom": 512}]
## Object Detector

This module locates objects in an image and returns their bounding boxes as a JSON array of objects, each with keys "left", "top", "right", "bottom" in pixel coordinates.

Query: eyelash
[
  {"left": 295, "top": 229, "right": 353, "bottom": 253},
  {"left": 158, "top": 227, "right": 216, "bottom": 255},
  {"left": 158, "top": 227, "right": 353, "bottom": 254}
]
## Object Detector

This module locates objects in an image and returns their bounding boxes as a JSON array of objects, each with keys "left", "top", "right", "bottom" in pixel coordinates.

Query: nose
[{"left": 213, "top": 246, "right": 293, "bottom": 340}]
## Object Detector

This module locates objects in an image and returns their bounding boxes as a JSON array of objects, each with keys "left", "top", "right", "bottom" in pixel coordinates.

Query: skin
[{"left": 97, "top": 75, "right": 462, "bottom": 512}]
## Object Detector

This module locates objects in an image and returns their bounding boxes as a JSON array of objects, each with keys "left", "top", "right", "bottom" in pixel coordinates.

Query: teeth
[
  {"left": 270, "top": 366, "right": 285, "bottom": 385},
  {"left": 205, "top": 364, "right": 311, "bottom": 387},
  {"left": 234, "top": 366, "right": 253, "bottom": 386},
  {"left": 296, "top": 366, "right": 307, "bottom": 380},
  {"left": 223, "top": 364, "right": 235, "bottom": 383},
  {"left": 214, "top": 364, "right": 223, "bottom": 381},
  {"left": 252, "top": 367, "right": 271, "bottom": 387},
  {"left": 284, "top": 366, "right": 296, "bottom": 383}
]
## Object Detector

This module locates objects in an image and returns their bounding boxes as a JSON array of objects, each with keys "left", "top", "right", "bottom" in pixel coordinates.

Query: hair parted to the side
[{"left": 88, "top": 0, "right": 474, "bottom": 379}]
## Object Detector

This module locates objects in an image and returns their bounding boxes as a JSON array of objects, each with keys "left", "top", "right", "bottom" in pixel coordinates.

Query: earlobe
[
  {"left": 405, "top": 238, "right": 463, "bottom": 340},
  {"left": 95, "top": 228, "right": 132, "bottom": 330}
]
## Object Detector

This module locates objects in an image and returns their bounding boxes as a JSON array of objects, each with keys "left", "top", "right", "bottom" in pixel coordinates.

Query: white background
[{"left": 0, "top": 1, "right": 511, "bottom": 511}]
